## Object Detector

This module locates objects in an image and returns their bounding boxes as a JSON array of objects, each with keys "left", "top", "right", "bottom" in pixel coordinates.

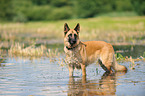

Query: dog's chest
[{"left": 65, "top": 48, "right": 82, "bottom": 65}]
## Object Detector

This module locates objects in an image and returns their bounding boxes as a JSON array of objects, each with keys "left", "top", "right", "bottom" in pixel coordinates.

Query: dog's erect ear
[
  {"left": 64, "top": 23, "right": 70, "bottom": 35},
  {"left": 74, "top": 23, "right": 80, "bottom": 33}
]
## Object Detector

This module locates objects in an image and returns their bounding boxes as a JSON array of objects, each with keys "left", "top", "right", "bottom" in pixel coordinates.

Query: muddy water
[{"left": 0, "top": 56, "right": 145, "bottom": 96}]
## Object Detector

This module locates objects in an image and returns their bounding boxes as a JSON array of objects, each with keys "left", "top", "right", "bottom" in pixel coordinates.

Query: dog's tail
[{"left": 113, "top": 55, "right": 127, "bottom": 72}]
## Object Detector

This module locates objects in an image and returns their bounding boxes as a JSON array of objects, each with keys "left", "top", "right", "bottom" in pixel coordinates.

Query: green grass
[
  {"left": 96, "top": 12, "right": 138, "bottom": 17},
  {"left": 0, "top": 16, "right": 144, "bottom": 45},
  {"left": 0, "top": 16, "right": 145, "bottom": 55},
  {"left": 0, "top": 16, "right": 145, "bottom": 66}
]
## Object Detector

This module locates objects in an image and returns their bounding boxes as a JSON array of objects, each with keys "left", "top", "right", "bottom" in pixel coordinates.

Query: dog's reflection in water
[{"left": 68, "top": 72, "right": 126, "bottom": 96}]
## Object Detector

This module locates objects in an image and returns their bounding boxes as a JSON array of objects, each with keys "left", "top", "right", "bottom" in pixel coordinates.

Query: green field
[
  {"left": 0, "top": 16, "right": 145, "bottom": 57},
  {"left": 0, "top": 16, "right": 145, "bottom": 45}
]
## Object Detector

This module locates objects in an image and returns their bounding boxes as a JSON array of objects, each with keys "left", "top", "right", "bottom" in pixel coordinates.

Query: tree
[
  {"left": 75, "top": 0, "right": 97, "bottom": 18},
  {"left": 0, "top": 0, "right": 14, "bottom": 21},
  {"left": 131, "top": 0, "right": 145, "bottom": 15}
]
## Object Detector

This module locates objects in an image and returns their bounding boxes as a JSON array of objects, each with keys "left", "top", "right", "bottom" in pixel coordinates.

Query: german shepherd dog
[{"left": 64, "top": 23, "right": 127, "bottom": 77}]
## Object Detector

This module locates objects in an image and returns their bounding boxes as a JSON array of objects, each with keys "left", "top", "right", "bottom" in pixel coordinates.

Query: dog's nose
[
  {"left": 72, "top": 40, "right": 76, "bottom": 44},
  {"left": 70, "top": 39, "right": 76, "bottom": 45}
]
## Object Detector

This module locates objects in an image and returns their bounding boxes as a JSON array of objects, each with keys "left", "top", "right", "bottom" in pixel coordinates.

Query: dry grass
[
  {"left": 7, "top": 43, "right": 66, "bottom": 65},
  {"left": 8, "top": 43, "right": 61, "bottom": 57},
  {"left": 0, "top": 16, "right": 145, "bottom": 66},
  {"left": 0, "top": 16, "right": 145, "bottom": 47}
]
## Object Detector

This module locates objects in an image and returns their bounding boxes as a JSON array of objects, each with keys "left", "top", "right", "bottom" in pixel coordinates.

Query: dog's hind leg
[
  {"left": 98, "top": 59, "right": 111, "bottom": 73},
  {"left": 99, "top": 49, "right": 114, "bottom": 73}
]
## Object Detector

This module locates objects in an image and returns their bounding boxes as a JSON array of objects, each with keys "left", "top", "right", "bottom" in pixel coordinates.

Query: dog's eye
[
  {"left": 74, "top": 34, "right": 77, "bottom": 37},
  {"left": 68, "top": 34, "right": 72, "bottom": 37}
]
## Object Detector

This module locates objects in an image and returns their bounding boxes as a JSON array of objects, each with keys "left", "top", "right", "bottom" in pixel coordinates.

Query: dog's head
[{"left": 64, "top": 23, "right": 80, "bottom": 49}]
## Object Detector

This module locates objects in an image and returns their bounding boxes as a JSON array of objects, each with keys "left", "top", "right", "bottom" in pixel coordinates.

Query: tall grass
[
  {"left": 8, "top": 43, "right": 61, "bottom": 58},
  {"left": 0, "top": 16, "right": 145, "bottom": 47},
  {"left": 8, "top": 42, "right": 66, "bottom": 65},
  {"left": 0, "top": 16, "right": 145, "bottom": 65}
]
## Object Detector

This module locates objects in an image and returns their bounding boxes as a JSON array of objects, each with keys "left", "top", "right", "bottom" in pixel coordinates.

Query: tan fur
[
  {"left": 64, "top": 23, "right": 127, "bottom": 76},
  {"left": 64, "top": 29, "right": 80, "bottom": 49},
  {"left": 68, "top": 72, "right": 126, "bottom": 95}
]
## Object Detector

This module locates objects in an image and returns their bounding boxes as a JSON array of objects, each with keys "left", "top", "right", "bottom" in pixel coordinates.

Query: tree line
[{"left": 0, "top": 0, "right": 144, "bottom": 22}]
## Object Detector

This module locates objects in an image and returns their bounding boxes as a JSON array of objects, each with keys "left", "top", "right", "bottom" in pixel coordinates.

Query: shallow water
[
  {"left": 113, "top": 45, "right": 145, "bottom": 58},
  {"left": 0, "top": 56, "right": 145, "bottom": 96}
]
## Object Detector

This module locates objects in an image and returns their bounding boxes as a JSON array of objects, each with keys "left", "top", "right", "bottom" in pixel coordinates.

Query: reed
[
  {"left": 1, "top": 16, "right": 145, "bottom": 67},
  {"left": 8, "top": 43, "right": 61, "bottom": 58},
  {"left": 0, "top": 16, "right": 145, "bottom": 48},
  {"left": 129, "top": 56, "right": 136, "bottom": 70}
]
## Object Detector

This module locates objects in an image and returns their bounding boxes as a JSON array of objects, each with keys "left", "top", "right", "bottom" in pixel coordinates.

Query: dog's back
[{"left": 83, "top": 41, "right": 127, "bottom": 72}]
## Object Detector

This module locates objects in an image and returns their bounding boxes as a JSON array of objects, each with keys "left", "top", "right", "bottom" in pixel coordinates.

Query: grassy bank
[
  {"left": 0, "top": 16, "right": 145, "bottom": 59},
  {"left": 0, "top": 16, "right": 145, "bottom": 48}
]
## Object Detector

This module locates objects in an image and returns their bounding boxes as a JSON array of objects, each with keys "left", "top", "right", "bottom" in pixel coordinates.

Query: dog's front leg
[
  {"left": 68, "top": 65, "right": 74, "bottom": 77},
  {"left": 81, "top": 64, "right": 86, "bottom": 76}
]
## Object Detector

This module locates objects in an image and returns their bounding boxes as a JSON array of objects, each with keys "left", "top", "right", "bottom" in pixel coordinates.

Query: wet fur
[{"left": 64, "top": 23, "right": 127, "bottom": 76}]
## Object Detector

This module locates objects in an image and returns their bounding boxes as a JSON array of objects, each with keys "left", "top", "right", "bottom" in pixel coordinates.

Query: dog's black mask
[{"left": 68, "top": 33, "right": 77, "bottom": 46}]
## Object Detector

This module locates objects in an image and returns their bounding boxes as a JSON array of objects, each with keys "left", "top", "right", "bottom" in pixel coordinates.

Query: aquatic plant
[
  {"left": 115, "top": 53, "right": 145, "bottom": 70},
  {"left": 8, "top": 43, "right": 61, "bottom": 58},
  {"left": 143, "top": 52, "right": 145, "bottom": 58},
  {"left": 46, "top": 48, "right": 60, "bottom": 58},
  {"left": 0, "top": 58, "right": 4, "bottom": 64},
  {"left": 8, "top": 42, "right": 66, "bottom": 65},
  {"left": 9, "top": 43, "right": 45, "bottom": 57},
  {"left": 116, "top": 53, "right": 125, "bottom": 61},
  {"left": 129, "top": 56, "right": 137, "bottom": 70},
  {"left": 58, "top": 58, "right": 66, "bottom": 67}
]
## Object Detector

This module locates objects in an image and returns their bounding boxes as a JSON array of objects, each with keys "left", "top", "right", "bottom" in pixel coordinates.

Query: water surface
[{"left": 0, "top": 56, "right": 145, "bottom": 96}]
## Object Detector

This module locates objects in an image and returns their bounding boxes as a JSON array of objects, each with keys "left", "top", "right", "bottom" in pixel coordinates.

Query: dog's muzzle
[{"left": 69, "top": 38, "right": 77, "bottom": 46}]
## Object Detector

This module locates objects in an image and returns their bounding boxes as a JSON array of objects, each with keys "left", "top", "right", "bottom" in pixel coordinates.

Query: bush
[
  {"left": 131, "top": 0, "right": 145, "bottom": 15},
  {"left": 75, "top": 0, "right": 114, "bottom": 18},
  {"left": 12, "top": 0, "right": 33, "bottom": 22},
  {"left": 25, "top": 6, "right": 72, "bottom": 21},
  {"left": 0, "top": 0, "right": 14, "bottom": 21},
  {"left": 31, "top": 0, "right": 50, "bottom": 5},
  {"left": 0, "top": 0, "right": 144, "bottom": 22},
  {"left": 46, "top": 7, "right": 72, "bottom": 20},
  {"left": 75, "top": 0, "right": 97, "bottom": 18},
  {"left": 50, "top": 0, "right": 70, "bottom": 7},
  {"left": 13, "top": 12, "right": 27, "bottom": 22},
  {"left": 26, "top": 6, "right": 52, "bottom": 21},
  {"left": 114, "top": 0, "right": 133, "bottom": 11}
]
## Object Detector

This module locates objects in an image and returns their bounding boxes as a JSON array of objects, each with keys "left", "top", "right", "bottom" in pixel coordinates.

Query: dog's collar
[{"left": 66, "top": 41, "right": 86, "bottom": 50}]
